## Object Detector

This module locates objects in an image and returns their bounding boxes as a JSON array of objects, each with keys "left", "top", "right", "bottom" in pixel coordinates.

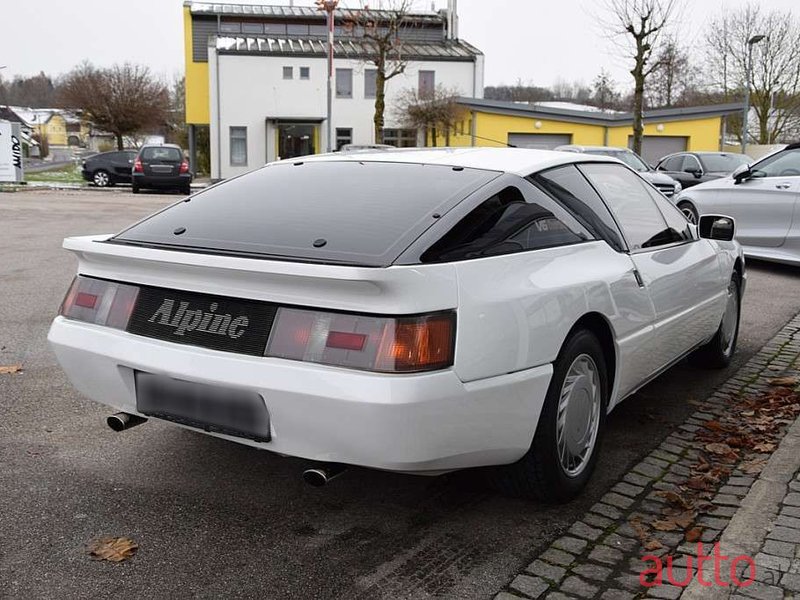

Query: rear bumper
[
  {"left": 132, "top": 173, "right": 192, "bottom": 188},
  {"left": 48, "top": 317, "right": 552, "bottom": 473}
]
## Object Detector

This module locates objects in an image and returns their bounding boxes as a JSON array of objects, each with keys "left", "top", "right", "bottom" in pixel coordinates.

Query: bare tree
[
  {"left": 344, "top": 0, "right": 413, "bottom": 144},
  {"left": 592, "top": 70, "right": 619, "bottom": 110},
  {"left": 602, "top": 0, "right": 680, "bottom": 153},
  {"left": 394, "top": 85, "right": 465, "bottom": 146},
  {"left": 705, "top": 5, "right": 800, "bottom": 144},
  {"left": 0, "top": 72, "right": 59, "bottom": 108},
  {"left": 59, "top": 62, "right": 169, "bottom": 150},
  {"left": 648, "top": 36, "right": 692, "bottom": 107}
]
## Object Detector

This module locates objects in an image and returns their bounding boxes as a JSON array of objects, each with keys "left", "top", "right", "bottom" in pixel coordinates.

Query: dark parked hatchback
[
  {"left": 81, "top": 150, "right": 137, "bottom": 187},
  {"left": 132, "top": 144, "right": 192, "bottom": 194}
]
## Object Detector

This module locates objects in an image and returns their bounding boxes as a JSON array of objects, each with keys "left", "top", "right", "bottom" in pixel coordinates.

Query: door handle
[
  {"left": 775, "top": 183, "right": 792, "bottom": 189},
  {"left": 632, "top": 269, "right": 645, "bottom": 288}
]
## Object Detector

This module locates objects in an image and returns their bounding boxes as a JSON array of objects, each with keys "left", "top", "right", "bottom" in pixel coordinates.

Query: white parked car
[
  {"left": 674, "top": 142, "right": 800, "bottom": 265},
  {"left": 48, "top": 148, "right": 744, "bottom": 502}
]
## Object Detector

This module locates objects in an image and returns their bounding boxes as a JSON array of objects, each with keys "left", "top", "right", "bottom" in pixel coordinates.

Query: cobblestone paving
[{"left": 494, "top": 314, "right": 800, "bottom": 600}]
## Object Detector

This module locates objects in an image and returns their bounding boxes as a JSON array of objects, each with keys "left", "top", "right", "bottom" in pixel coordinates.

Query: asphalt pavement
[{"left": 1, "top": 189, "right": 799, "bottom": 600}]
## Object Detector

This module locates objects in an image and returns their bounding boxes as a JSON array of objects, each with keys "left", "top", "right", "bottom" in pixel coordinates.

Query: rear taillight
[
  {"left": 265, "top": 308, "right": 455, "bottom": 373},
  {"left": 179, "top": 160, "right": 189, "bottom": 174},
  {"left": 133, "top": 158, "right": 143, "bottom": 173},
  {"left": 60, "top": 276, "right": 140, "bottom": 330}
]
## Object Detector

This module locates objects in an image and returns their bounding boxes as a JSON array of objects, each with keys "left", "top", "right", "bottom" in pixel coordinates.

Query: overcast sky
[{"left": 1, "top": 0, "right": 798, "bottom": 90}]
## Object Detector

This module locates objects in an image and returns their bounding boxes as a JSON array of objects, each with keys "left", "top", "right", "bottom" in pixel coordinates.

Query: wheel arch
[{"left": 565, "top": 312, "right": 617, "bottom": 408}]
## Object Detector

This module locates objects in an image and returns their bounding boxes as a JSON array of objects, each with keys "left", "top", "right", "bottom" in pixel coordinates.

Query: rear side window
[
  {"left": 141, "top": 147, "right": 183, "bottom": 161},
  {"left": 579, "top": 163, "right": 684, "bottom": 250},
  {"left": 659, "top": 155, "right": 684, "bottom": 171},
  {"left": 529, "top": 165, "right": 626, "bottom": 252},
  {"left": 421, "top": 184, "right": 587, "bottom": 263}
]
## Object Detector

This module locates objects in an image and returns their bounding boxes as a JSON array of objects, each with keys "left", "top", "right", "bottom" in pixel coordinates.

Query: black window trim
[
  {"left": 396, "top": 172, "right": 596, "bottom": 265},
  {"left": 573, "top": 161, "right": 697, "bottom": 255},
  {"left": 527, "top": 162, "right": 629, "bottom": 254}
]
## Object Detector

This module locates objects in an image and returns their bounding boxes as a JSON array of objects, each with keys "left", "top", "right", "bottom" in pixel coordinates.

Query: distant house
[
  {"left": 10, "top": 107, "right": 91, "bottom": 148},
  {"left": 0, "top": 105, "right": 40, "bottom": 157}
]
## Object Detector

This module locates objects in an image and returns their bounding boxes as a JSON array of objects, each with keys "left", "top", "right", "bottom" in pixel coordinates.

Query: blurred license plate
[
  {"left": 135, "top": 372, "right": 270, "bottom": 442},
  {"left": 151, "top": 165, "right": 173, "bottom": 173}
]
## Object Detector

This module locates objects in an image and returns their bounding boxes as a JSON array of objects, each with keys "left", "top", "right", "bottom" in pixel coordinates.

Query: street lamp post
[
  {"left": 742, "top": 34, "right": 765, "bottom": 155},
  {"left": 316, "top": 0, "right": 339, "bottom": 153}
]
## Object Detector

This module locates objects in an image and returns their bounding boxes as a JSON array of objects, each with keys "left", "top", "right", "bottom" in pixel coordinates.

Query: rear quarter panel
[{"left": 453, "top": 241, "right": 655, "bottom": 385}]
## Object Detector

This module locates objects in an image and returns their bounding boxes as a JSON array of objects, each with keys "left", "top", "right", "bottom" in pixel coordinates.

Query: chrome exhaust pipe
[
  {"left": 107, "top": 412, "right": 148, "bottom": 432},
  {"left": 302, "top": 463, "right": 347, "bottom": 487}
]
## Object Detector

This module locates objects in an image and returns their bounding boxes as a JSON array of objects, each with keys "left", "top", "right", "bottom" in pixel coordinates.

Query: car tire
[
  {"left": 93, "top": 169, "right": 112, "bottom": 188},
  {"left": 690, "top": 272, "right": 741, "bottom": 369},
  {"left": 181, "top": 185, "right": 191, "bottom": 196},
  {"left": 132, "top": 183, "right": 140, "bottom": 194},
  {"left": 490, "top": 329, "right": 609, "bottom": 503},
  {"left": 677, "top": 201, "right": 698, "bottom": 224}
]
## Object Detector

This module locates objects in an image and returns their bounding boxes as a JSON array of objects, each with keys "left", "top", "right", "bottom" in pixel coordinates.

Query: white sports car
[{"left": 49, "top": 148, "right": 744, "bottom": 502}]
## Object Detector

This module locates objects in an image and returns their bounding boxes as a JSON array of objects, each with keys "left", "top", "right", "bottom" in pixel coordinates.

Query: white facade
[{"left": 209, "top": 48, "right": 484, "bottom": 179}]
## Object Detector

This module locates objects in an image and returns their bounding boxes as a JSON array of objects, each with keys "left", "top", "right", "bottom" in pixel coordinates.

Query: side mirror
[
  {"left": 685, "top": 167, "right": 703, "bottom": 178},
  {"left": 698, "top": 215, "right": 735, "bottom": 241},
  {"left": 732, "top": 163, "right": 751, "bottom": 184}
]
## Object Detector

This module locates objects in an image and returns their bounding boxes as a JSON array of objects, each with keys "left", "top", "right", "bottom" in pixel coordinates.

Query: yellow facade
[
  {"left": 436, "top": 109, "right": 725, "bottom": 153},
  {"left": 184, "top": 5, "right": 210, "bottom": 125},
  {"left": 36, "top": 114, "right": 67, "bottom": 146}
]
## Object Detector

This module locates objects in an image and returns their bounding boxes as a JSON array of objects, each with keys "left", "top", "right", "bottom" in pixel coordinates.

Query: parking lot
[{"left": 1, "top": 189, "right": 799, "bottom": 600}]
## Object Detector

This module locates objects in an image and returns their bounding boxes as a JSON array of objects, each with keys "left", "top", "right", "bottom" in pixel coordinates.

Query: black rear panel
[
  {"left": 127, "top": 285, "right": 277, "bottom": 356},
  {"left": 111, "top": 161, "right": 498, "bottom": 267}
]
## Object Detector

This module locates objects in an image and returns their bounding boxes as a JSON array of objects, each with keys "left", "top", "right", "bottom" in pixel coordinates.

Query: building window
[
  {"left": 299, "top": 67, "right": 310, "bottom": 80},
  {"left": 364, "top": 69, "right": 377, "bottom": 99},
  {"left": 230, "top": 126, "right": 248, "bottom": 166},
  {"left": 283, "top": 66, "right": 293, "bottom": 80},
  {"left": 419, "top": 70, "right": 435, "bottom": 98},
  {"left": 336, "top": 128, "right": 353, "bottom": 150},
  {"left": 264, "top": 23, "right": 287, "bottom": 35},
  {"left": 241, "top": 22, "right": 264, "bottom": 34},
  {"left": 382, "top": 128, "right": 417, "bottom": 148},
  {"left": 219, "top": 21, "right": 241, "bottom": 34},
  {"left": 336, "top": 68, "right": 353, "bottom": 98},
  {"left": 287, "top": 24, "right": 309, "bottom": 36}
]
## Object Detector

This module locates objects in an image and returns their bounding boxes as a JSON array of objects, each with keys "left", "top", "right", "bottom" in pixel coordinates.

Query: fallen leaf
[
  {"left": 657, "top": 490, "right": 694, "bottom": 510},
  {"left": 704, "top": 420, "right": 724, "bottom": 431},
  {"left": 685, "top": 527, "right": 703, "bottom": 543},
  {"left": 88, "top": 536, "right": 138, "bottom": 562},
  {"left": 753, "top": 442, "right": 776, "bottom": 453},
  {"left": 769, "top": 377, "right": 798, "bottom": 387},
  {"left": 673, "top": 510, "right": 695, "bottom": 529},
  {"left": 705, "top": 442, "right": 733, "bottom": 455},
  {"left": 644, "top": 539, "right": 663, "bottom": 551},
  {"left": 0, "top": 364, "right": 22, "bottom": 375},
  {"left": 740, "top": 458, "right": 767, "bottom": 474},
  {"left": 741, "top": 410, "right": 755, "bottom": 417},
  {"left": 652, "top": 519, "right": 679, "bottom": 531},
  {"left": 685, "top": 476, "right": 711, "bottom": 491}
]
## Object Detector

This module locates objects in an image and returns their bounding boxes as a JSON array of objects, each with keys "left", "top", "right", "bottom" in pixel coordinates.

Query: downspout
[
  {"left": 603, "top": 126, "right": 609, "bottom": 147},
  {"left": 470, "top": 110, "right": 476, "bottom": 147}
]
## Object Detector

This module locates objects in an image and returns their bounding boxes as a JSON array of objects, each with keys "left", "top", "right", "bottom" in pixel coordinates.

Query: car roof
[
  {"left": 139, "top": 143, "right": 183, "bottom": 150},
  {"left": 283, "top": 147, "right": 620, "bottom": 176},
  {"left": 556, "top": 145, "right": 631, "bottom": 153}
]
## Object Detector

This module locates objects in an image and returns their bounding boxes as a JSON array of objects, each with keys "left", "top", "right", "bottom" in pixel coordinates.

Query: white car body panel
[
  {"left": 675, "top": 146, "right": 800, "bottom": 265},
  {"left": 49, "top": 148, "right": 744, "bottom": 474}
]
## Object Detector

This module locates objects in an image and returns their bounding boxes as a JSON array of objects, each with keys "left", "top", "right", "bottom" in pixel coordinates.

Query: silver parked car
[
  {"left": 674, "top": 142, "right": 800, "bottom": 266},
  {"left": 556, "top": 145, "right": 682, "bottom": 199}
]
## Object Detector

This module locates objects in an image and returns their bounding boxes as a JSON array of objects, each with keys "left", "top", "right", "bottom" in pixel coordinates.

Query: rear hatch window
[
  {"left": 141, "top": 147, "right": 183, "bottom": 162},
  {"left": 111, "top": 161, "right": 498, "bottom": 266}
]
